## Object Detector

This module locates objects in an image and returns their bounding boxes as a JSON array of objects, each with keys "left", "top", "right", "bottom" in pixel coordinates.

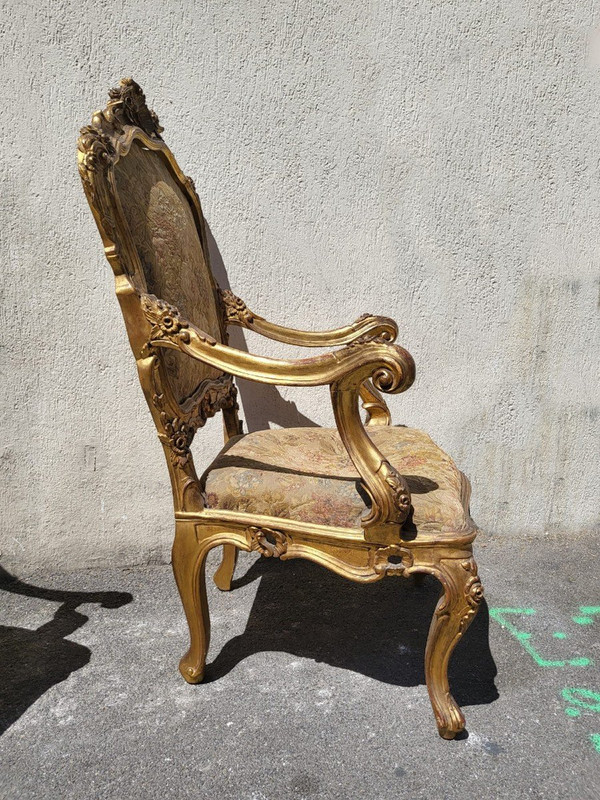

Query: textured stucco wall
[{"left": 1, "top": 1, "right": 599, "bottom": 572}]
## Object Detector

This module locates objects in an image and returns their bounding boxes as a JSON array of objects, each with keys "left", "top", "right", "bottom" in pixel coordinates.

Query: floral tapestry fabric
[
  {"left": 113, "top": 139, "right": 223, "bottom": 402},
  {"left": 202, "top": 426, "right": 476, "bottom": 534}
]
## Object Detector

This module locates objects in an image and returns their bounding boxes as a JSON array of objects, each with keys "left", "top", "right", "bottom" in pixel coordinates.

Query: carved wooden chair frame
[{"left": 78, "top": 79, "right": 483, "bottom": 739}]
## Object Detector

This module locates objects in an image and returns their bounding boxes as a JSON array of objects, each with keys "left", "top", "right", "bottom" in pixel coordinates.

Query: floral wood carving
[
  {"left": 248, "top": 526, "right": 288, "bottom": 558},
  {"left": 373, "top": 545, "right": 414, "bottom": 576},
  {"left": 160, "top": 415, "right": 194, "bottom": 467},
  {"left": 77, "top": 126, "right": 116, "bottom": 177},
  {"left": 151, "top": 374, "right": 237, "bottom": 466},
  {"left": 384, "top": 467, "right": 412, "bottom": 517},
  {"left": 141, "top": 294, "right": 192, "bottom": 345},
  {"left": 152, "top": 391, "right": 195, "bottom": 467},
  {"left": 188, "top": 376, "right": 238, "bottom": 430},
  {"left": 142, "top": 294, "right": 237, "bottom": 453},
  {"left": 76, "top": 126, "right": 119, "bottom": 241},
  {"left": 107, "top": 77, "right": 163, "bottom": 139},
  {"left": 460, "top": 558, "right": 484, "bottom": 631},
  {"left": 140, "top": 294, "right": 219, "bottom": 350},
  {"left": 219, "top": 289, "right": 255, "bottom": 326}
]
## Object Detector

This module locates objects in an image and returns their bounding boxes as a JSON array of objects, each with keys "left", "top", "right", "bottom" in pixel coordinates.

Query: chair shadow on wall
[
  {"left": 0, "top": 565, "right": 132, "bottom": 736},
  {"left": 205, "top": 556, "right": 498, "bottom": 713},
  {"left": 206, "top": 223, "right": 319, "bottom": 432},
  {"left": 205, "top": 225, "right": 498, "bottom": 715}
]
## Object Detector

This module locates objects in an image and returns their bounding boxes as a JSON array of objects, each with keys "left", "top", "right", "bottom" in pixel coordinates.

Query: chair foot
[
  {"left": 214, "top": 544, "right": 238, "bottom": 591},
  {"left": 435, "top": 698, "right": 466, "bottom": 740},
  {"left": 423, "top": 556, "right": 484, "bottom": 739},
  {"left": 179, "top": 656, "right": 205, "bottom": 684},
  {"left": 172, "top": 522, "right": 212, "bottom": 684}
]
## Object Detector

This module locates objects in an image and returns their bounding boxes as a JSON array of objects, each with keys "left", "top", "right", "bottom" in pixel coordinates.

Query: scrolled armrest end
[{"left": 371, "top": 344, "right": 415, "bottom": 395}]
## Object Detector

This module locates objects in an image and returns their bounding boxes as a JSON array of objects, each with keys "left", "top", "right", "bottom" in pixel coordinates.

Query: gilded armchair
[{"left": 78, "top": 79, "right": 483, "bottom": 739}]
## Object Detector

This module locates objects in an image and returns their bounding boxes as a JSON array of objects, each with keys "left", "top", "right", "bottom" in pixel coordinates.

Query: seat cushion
[{"left": 201, "top": 426, "right": 475, "bottom": 535}]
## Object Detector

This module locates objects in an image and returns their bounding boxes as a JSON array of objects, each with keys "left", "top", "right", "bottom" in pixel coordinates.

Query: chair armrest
[
  {"left": 220, "top": 289, "right": 397, "bottom": 427},
  {"left": 142, "top": 293, "right": 415, "bottom": 543},
  {"left": 219, "top": 289, "right": 398, "bottom": 347}
]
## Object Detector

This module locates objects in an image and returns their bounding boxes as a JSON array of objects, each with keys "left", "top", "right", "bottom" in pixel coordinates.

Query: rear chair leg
[
  {"left": 214, "top": 544, "right": 238, "bottom": 591},
  {"left": 424, "top": 556, "right": 484, "bottom": 739},
  {"left": 172, "top": 521, "right": 212, "bottom": 683}
]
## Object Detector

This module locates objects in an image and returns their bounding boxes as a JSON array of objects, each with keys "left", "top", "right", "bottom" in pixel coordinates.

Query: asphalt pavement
[{"left": 1, "top": 535, "right": 598, "bottom": 799}]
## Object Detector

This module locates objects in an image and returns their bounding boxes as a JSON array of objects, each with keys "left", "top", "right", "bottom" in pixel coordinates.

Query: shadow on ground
[
  {"left": 206, "top": 557, "right": 498, "bottom": 708},
  {"left": 0, "top": 566, "right": 132, "bottom": 736}
]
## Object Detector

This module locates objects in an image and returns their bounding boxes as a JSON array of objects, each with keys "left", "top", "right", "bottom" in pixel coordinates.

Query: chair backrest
[{"left": 78, "top": 79, "right": 239, "bottom": 511}]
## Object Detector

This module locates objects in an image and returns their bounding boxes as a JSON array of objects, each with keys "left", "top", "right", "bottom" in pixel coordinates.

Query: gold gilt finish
[{"left": 78, "top": 78, "right": 483, "bottom": 739}]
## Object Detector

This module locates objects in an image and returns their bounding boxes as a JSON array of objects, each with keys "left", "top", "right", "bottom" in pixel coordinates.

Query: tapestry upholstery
[
  {"left": 202, "top": 426, "right": 475, "bottom": 534},
  {"left": 113, "top": 140, "right": 223, "bottom": 402}
]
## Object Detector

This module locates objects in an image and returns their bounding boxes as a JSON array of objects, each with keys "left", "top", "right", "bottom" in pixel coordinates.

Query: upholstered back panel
[{"left": 113, "top": 140, "right": 223, "bottom": 402}]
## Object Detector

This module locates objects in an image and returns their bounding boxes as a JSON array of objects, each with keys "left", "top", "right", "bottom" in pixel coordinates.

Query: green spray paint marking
[
  {"left": 561, "top": 688, "right": 600, "bottom": 718},
  {"left": 572, "top": 607, "right": 600, "bottom": 626},
  {"left": 489, "top": 608, "right": 592, "bottom": 668},
  {"left": 561, "top": 691, "right": 600, "bottom": 755}
]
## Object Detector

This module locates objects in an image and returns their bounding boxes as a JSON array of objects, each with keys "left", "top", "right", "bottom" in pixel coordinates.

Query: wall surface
[{"left": 1, "top": 1, "right": 599, "bottom": 572}]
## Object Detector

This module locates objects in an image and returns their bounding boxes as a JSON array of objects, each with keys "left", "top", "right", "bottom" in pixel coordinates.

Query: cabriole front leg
[
  {"left": 424, "top": 556, "right": 484, "bottom": 739},
  {"left": 172, "top": 521, "right": 212, "bottom": 683}
]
